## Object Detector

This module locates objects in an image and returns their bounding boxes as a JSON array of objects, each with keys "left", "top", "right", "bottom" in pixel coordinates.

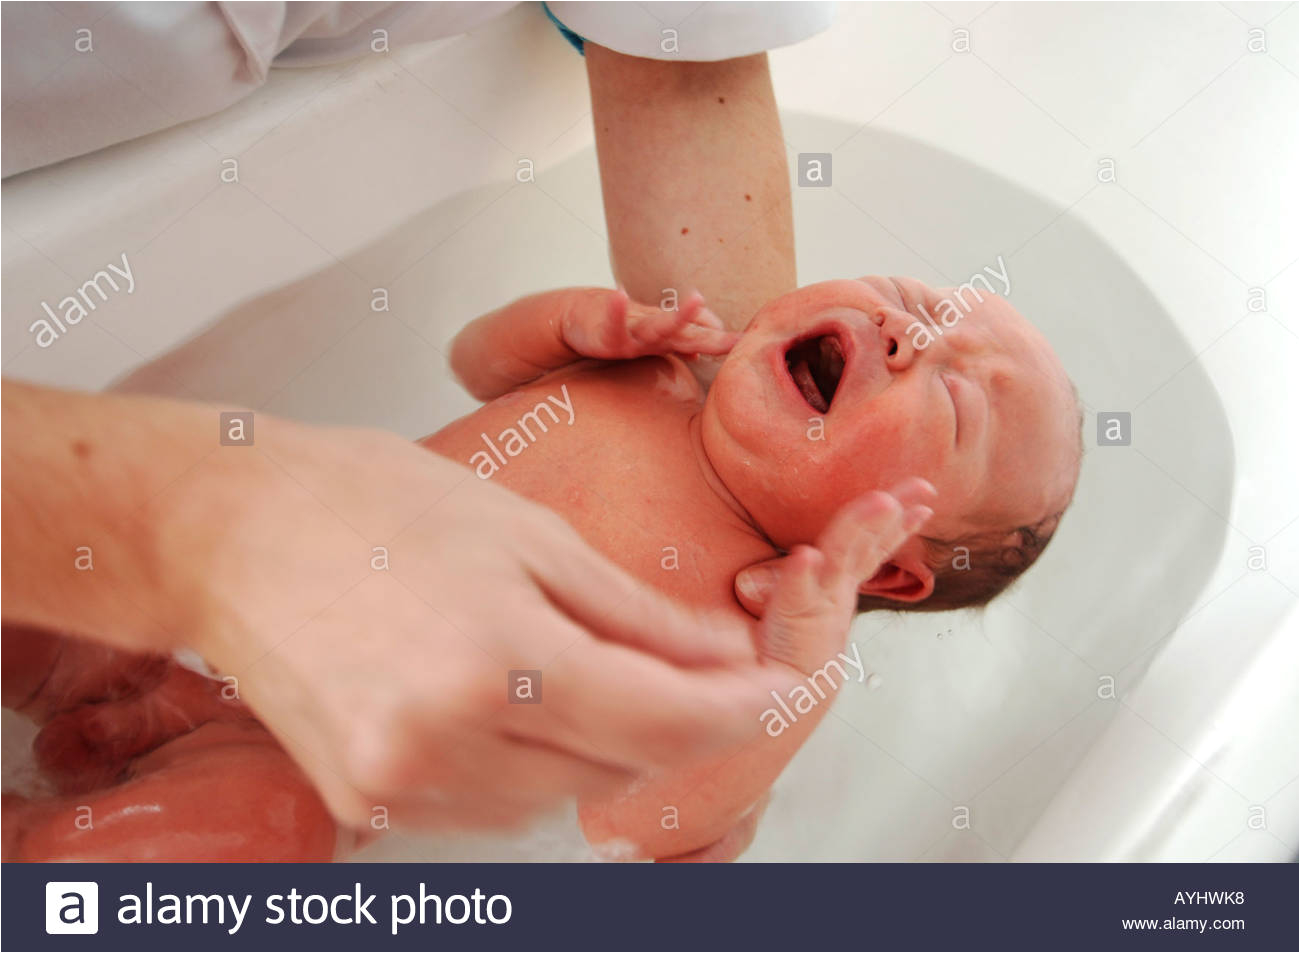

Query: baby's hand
[{"left": 562, "top": 289, "right": 738, "bottom": 361}]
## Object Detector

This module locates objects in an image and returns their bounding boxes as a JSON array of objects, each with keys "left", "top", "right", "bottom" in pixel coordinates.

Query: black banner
[{"left": 4, "top": 862, "right": 1297, "bottom": 951}]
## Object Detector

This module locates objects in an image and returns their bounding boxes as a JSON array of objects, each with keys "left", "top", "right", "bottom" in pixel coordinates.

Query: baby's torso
[{"left": 422, "top": 357, "right": 775, "bottom": 611}]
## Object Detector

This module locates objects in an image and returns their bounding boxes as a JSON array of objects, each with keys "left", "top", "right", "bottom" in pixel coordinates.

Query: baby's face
[{"left": 702, "top": 277, "right": 1079, "bottom": 549}]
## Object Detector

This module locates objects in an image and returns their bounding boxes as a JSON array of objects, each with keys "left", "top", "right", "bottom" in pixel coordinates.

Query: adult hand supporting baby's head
[
  {"left": 735, "top": 479, "right": 937, "bottom": 673},
  {"left": 575, "top": 485, "right": 935, "bottom": 866}
]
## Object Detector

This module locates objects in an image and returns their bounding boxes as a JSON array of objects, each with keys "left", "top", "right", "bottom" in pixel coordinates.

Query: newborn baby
[
  {"left": 5, "top": 276, "right": 1080, "bottom": 862},
  {"left": 428, "top": 275, "right": 1081, "bottom": 857}
]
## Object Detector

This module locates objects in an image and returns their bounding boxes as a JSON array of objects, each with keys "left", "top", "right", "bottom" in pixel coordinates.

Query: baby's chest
[{"left": 424, "top": 364, "right": 772, "bottom": 610}]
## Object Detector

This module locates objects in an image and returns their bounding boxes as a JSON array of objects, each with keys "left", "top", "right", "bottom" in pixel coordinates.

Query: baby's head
[{"left": 702, "top": 276, "right": 1081, "bottom": 611}]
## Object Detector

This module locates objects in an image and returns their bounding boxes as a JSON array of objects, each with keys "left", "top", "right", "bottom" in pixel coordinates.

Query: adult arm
[
  {"left": 2, "top": 379, "right": 209, "bottom": 650},
  {"left": 0, "top": 378, "right": 854, "bottom": 831},
  {"left": 585, "top": 44, "right": 796, "bottom": 332}
]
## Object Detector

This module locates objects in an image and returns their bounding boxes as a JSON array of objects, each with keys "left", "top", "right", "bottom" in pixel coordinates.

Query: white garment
[
  {"left": 547, "top": 1, "right": 835, "bottom": 61},
  {"left": 0, "top": 1, "right": 834, "bottom": 177}
]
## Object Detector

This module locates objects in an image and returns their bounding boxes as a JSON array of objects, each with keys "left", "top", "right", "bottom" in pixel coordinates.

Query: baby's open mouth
[{"left": 785, "top": 334, "right": 846, "bottom": 414}]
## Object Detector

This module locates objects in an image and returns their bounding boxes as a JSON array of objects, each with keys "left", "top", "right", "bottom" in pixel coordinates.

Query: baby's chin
[{"left": 699, "top": 405, "right": 848, "bottom": 549}]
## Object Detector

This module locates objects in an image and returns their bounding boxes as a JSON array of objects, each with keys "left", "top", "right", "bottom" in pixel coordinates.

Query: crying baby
[
  {"left": 423, "top": 273, "right": 1082, "bottom": 857},
  {"left": 5, "top": 275, "right": 1081, "bottom": 863}
]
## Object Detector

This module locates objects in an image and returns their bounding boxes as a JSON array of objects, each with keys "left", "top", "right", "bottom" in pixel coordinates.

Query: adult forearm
[
  {"left": 585, "top": 45, "right": 796, "bottom": 331},
  {"left": 1, "top": 379, "right": 216, "bottom": 651}
]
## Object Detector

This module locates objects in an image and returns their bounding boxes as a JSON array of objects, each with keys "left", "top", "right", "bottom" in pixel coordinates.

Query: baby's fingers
[
  {"left": 626, "top": 292, "right": 729, "bottom": 355},
  {"left": 625, "top": 302, "right": 695, "bottom": 347},
  {"left": 566, "top": 289, "right": 729, "bottom": 361},
  {"left": 675, "top": 292, "right": 724, "bottom": 331},
  {"left": 667, "top": 323, "right": 739, "bottom": 356},
  {"left": 657, "top": 293, "right": 735, "bottom": 354}
]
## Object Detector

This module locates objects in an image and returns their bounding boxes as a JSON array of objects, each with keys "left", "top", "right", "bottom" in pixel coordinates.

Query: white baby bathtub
[{"left": 2, "top": 2, "right": 1295, "bottom": 862}]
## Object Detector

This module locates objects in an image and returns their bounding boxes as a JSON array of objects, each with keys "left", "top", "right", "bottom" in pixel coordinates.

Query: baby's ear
[{"left": 858, "top": 553, "right": 934, "bottom": 603}]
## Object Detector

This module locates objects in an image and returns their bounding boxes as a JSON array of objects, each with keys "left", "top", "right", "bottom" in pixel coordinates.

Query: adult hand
[
  {"left": 578, "top": 482, "right": 936, "bottom": 861},
  {"left": 734, "top": 478, "right": 938, "bottom": 627},
  {"left": 158, "top": 415, "right": 821, "bottom": 833},
  {"left": 674, "top": 480, "right": 935, "bottom": 861},
  {"left": 680, "top": 482, "right": 934, "bottom": 862},
  {"left": 1, "top": 382, "right": 822, "bottom": 837}
]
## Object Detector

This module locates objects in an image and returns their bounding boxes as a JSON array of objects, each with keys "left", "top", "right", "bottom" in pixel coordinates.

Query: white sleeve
[
  {"left": 1, "top": 2, "right": 266, "bottom": 178},
  {"left": 0, "top": 2, "right": 517, "bottom": 176},
  {"left": 546, "top": 1, "right": 835, "bottom": 61}
]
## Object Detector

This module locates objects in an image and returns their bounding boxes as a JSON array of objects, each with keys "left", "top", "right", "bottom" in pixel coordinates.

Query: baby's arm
[
  {"left": 450, "top": 288, "right": 735, "bottom": 401},
  {"left": 578, "top": 692, "right": 825, "bottom": 861}
]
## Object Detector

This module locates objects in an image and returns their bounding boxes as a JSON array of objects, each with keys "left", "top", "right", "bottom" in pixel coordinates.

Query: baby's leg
[
  {"left": 32, "top": 659, "right": 241, "bottom": 794},
  {"left": 5, "top": 720, "right": 337, "bottom": 862},
  {"left": 4, "top": 631, "right": 337, "bottom": 862}
]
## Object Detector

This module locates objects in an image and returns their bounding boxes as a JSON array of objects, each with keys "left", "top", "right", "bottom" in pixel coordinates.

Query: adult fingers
[
  {"left": 814, "top": 486, "right": 934, "bottom": 596},
  {"left": 401, "top": 726, "right": 636, "bottom": 804},
  {"left": 525, "top": 526, "right": 756, "bottom": 666},
  {"left": 757, "top": 491, "right": 932, "bottom": 672},
  {"left": 734, "top": 478, "right": 936, "bottom": 617},
  {"left": 734, "top": 556, "right": 784, "bottom": 618},
  {"left": 380, "top": 737, "right": 635, "bottom": 832},
  {"left": 503, "top": 630, "right": 780, "bottom": 772},
  {"left": 753, "top": 546, "right": 841, "bottom": 672}
]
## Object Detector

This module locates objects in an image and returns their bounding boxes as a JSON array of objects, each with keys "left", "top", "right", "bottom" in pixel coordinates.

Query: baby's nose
[{"left": 874, "top": 307, "right": 921, "bottom": 372}]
